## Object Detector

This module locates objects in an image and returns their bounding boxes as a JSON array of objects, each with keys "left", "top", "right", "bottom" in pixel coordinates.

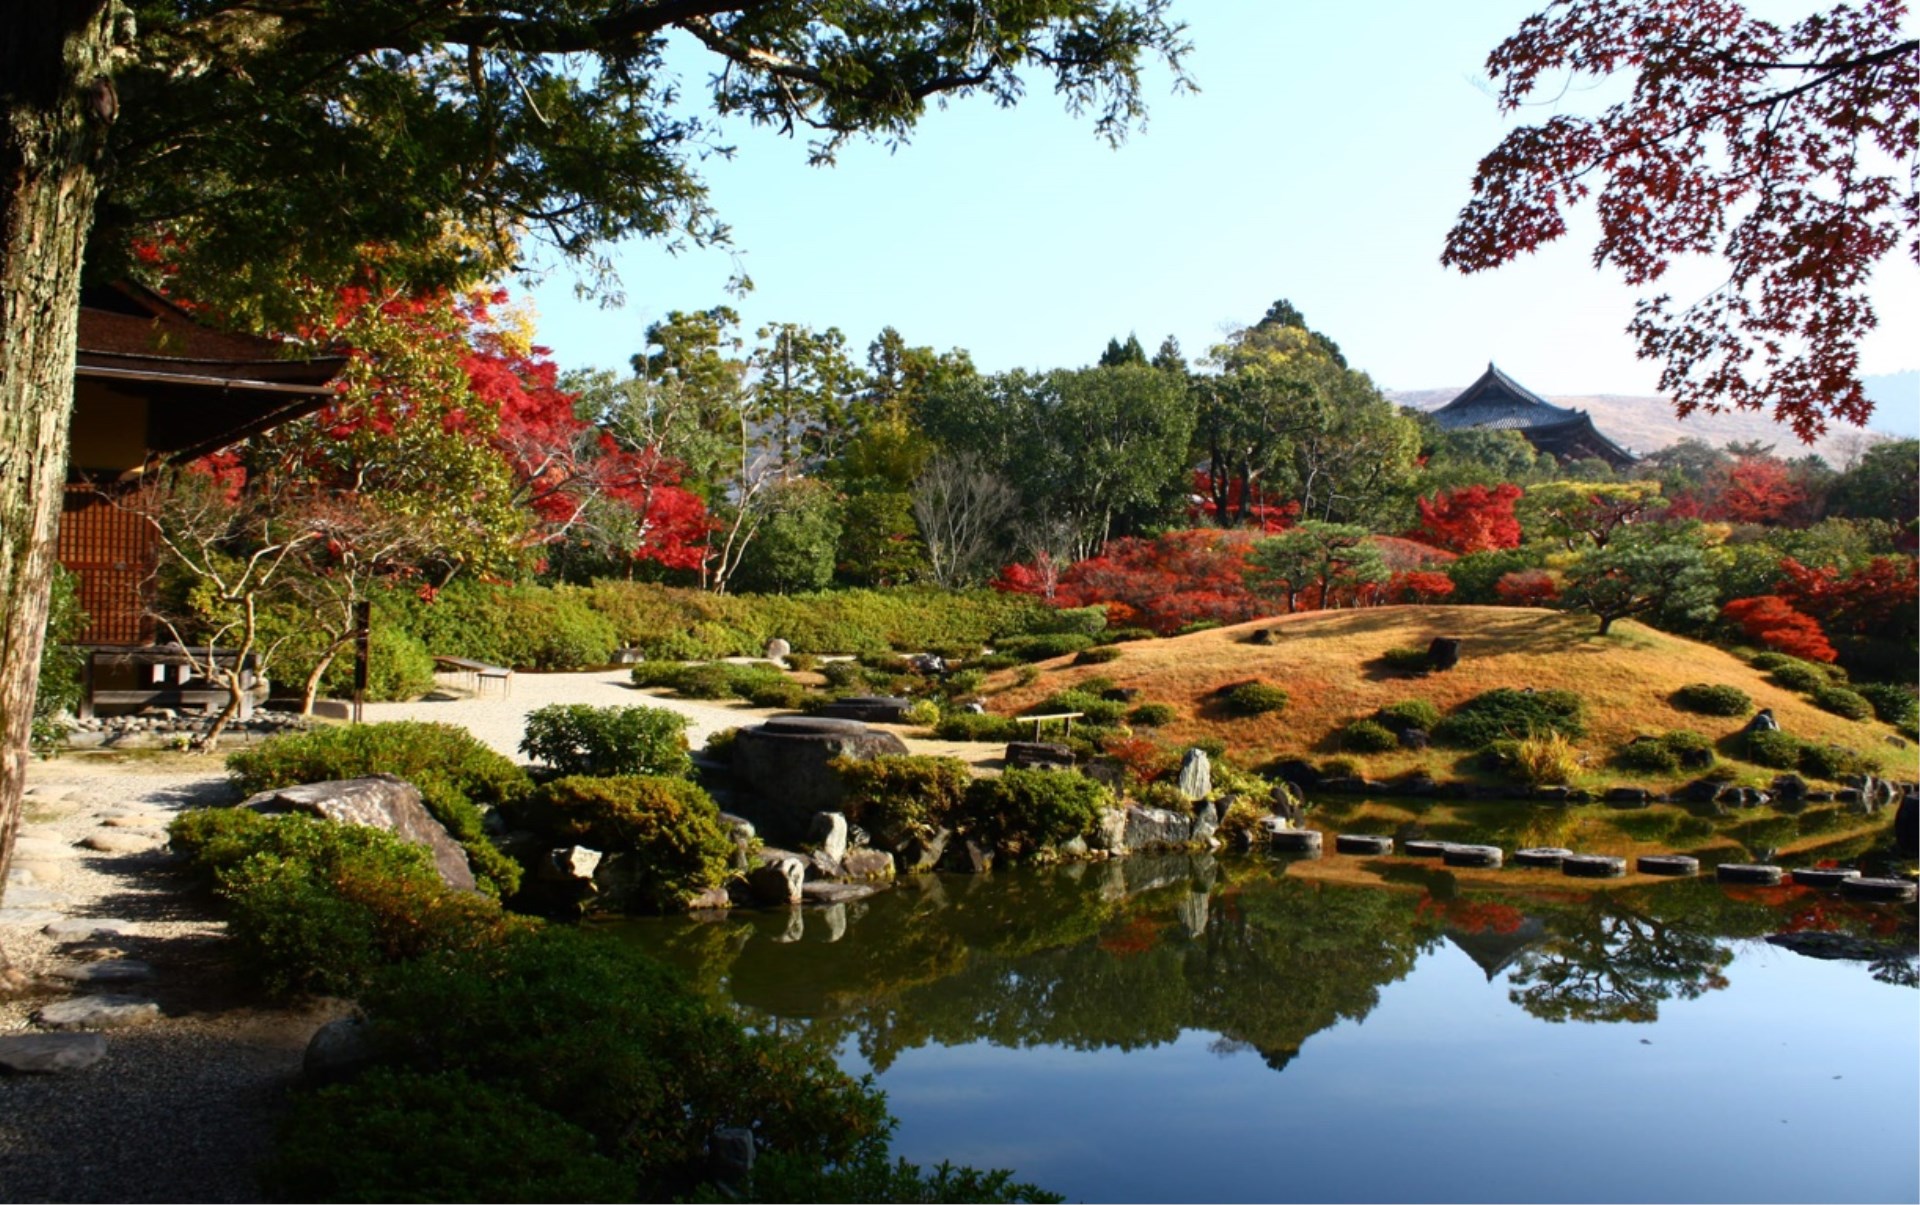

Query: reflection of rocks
[
  {"left": 1766, "top": 931, "right": 1912, "bottom": 963},
  {"left": 1176, "top": 891, "right": 1209, "bottom": 938}
]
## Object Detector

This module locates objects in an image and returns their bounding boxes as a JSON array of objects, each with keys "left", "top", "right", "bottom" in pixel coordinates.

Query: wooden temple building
[
  {"left": 59, "top": 284, "right": 345, "bottom": 704},
  {"left": 1431, "top": 364, "right": 1638, "bottom": 470}
]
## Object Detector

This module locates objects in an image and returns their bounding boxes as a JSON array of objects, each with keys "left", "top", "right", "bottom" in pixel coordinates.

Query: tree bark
[{"left": 0, "top": 2, "right": 122, "bottom": 979}]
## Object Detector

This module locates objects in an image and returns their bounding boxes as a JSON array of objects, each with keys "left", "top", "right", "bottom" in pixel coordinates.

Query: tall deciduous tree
[
  {"left": 1445, "top": 0, "right": 1917, "bottom": 440},
  {"left": 0, "top": 0, "right": 1190, "bottom": 958}
]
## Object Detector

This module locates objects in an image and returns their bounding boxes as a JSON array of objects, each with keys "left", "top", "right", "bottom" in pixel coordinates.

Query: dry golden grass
[{"left": 989, "top": 605, "right": 1915, "bottom": 787}]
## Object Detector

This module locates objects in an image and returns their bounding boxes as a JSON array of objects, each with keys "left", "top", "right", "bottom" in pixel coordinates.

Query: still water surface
[{"left": 617, "top": 856, "right": 1919, "bottom": 1203}]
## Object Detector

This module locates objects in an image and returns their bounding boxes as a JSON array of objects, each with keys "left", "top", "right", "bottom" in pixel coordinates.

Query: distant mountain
[{"left": 1389, "top": 382, "right": 1909, "bottom": 466}]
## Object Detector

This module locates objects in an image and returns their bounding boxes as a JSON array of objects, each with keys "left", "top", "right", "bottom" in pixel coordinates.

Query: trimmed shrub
[
  {"left": 995, "top": 633, "right": 1094, "bottom": 662},
  {"left": 832, "top": 755, "right": 971, "bottom": 850},
  {"left": 1341, "top": 719, "right": 1399, "bottom": 753},
  {"left": 1380, "top": 647, "right": 1433, "bottom": 674},
  {"left": 1798, "top": 742, "right": 1868, "bottom": 780},
  {"left": 1128, "top": 702, "right": 1178, "bottom": 727},
  {"left": 168, "top": 809, "right": 522, "bottom": 995},
  {"left": 520, "top": 704, "right": 691, "bottom": 779},
  {"left": 1856, "top": 682, "right": 1919, "bottom": 727},
  {"left": 820, "top": 660, "right": 878, "bottom": 691},
  {"left": 1032, "top": 605, "right": 1109, "bottom": 638},
  {"left": 510, "top": 776, "right": 732, "bottom": 911},
  {"left": 963, "top": 768, "right": 1111, "bottom": 856},
  {"left": 744, "top": 679, "right": 810, "bottom": 710},
  {"left": 1028, "top": 690, "right": 1127, "bottom": 725},
  {"left": 1660, "top": 729, "right": 1716, "bottom": 769},
  {"left": 1768, "top": 663, "right": 1828, "bottom": 693},
  {"left": 1811, "top": 685, "right": 1873, "bottom": 721},
  {"left": 933, "top": 712, "right": 1023, "bottom": 742},
  {"left": 1224, "top": 682, "right": 1289, "bottom": 717},
  {"left": 1745, "top": 729, "right": 1804, "bottom": 769},
  {"left": 1432, "top": 688, "right": 1586, "bottom": 748},
  {"left": 1072, "top": 646, "right": 1123, "bottom": 666},
  {"left": 1105, "top": 627, "right": 1157, "bottom": 643},
  {"left": 1375, "top": 699, "right": 1441, "bottom": 733},
  {"left": 1616, "top": 736, "right": 1679, "bottom": 773},
  {"left": 227, "top": 722, "right": 527, "bottom": 896},
  {"left": 1673, "top": 683, "right": 1754, "bottom": 717}
]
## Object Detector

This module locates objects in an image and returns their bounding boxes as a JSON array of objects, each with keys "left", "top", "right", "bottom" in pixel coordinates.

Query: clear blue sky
[{"left": 525, "top": 0, "right": 1917, "bottom": 435}]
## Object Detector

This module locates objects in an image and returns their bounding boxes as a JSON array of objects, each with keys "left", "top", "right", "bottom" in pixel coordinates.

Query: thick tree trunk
[{"left": 0, "top": 2, "right": 121, "bottom": 980}]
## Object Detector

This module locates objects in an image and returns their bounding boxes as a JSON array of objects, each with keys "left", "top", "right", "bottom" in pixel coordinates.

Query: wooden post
[{"left": 351, "top": 601, "right": 370, "bottom": 723}]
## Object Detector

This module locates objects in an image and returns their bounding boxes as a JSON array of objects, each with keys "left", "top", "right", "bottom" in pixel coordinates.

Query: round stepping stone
[
  {"left": 48, "top": 959, "right": 153, "bottom": 985},
  {"left": 33, "top": 994, "right": 161, "bottom": 1030},
  {"left": 0, "top": 1033, "right": 108, "bottom": 1074},
  {"left": 79, "top": 832, "right": 162, "bottom": 854},
  {"left": 1403, "top": 839, "right": 1452, "bottom": 858},
  {"left": 1269, "top": 829, "right": 1323, "bottom": 855},
  {"left": 1838, "top": 877, "right": 1917, "bottom": 904},
  {"left": 12, "top": 837, "right": 74, "bottom": 859},
  {"left": 42, "top": 918, "right": 133, "bottom": 942},
  {"left": 1335, "top": 834, "right": 1394, "bottom": 856},
  {"left": 1562, "top": 854, "right": 1627, "bottom": 879},
  {"left": 1443, "top": 844, "right": 1504, "bottom": 869},
  {"left": 1513, "top": 847, "right": 1574, "bottom": 868},
  {"left": 100, "top": 815, "right": 167, "bottom": 830},
  {"left": 1637, "top": 855, "right": 1699, "bottom": 877},
  {"left": 8, "top": 861, "right": 63, "bottom": 887},
  {"left": 1790, "top": 867, "right": 1860, "bottom": 889},
  {"left": 1716, "top": 863, "right": 1784, "bottom": 885},
  {"left": 0, "top": 909, "right": 66, "bottom": 929}
]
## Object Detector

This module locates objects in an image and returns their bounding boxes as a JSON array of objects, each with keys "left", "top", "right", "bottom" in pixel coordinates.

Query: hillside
[
  {"left": 1388, "top": 387, "right": 1879, "bottom": 465},
  {"left": 989, "top": 606, "right": 1915, "bottom": 790}
]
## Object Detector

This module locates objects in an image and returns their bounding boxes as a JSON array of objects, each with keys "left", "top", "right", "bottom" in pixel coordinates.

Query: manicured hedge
[
  {"left": 1224, "top": 682, "right": 1289, "bottom": 716},
  {"left": 1433, "top": 688, "right": 1586, "bottom": 747},
  {"left": 963, "top": 768, "right": 1111, "bottom": 857},
  {"left": 507, "top": 776, "right": 732, "bottom": 911},
  {"left": 1672, "top": 683, "right": 1753, "bottom": 717},
  {"left": 832, "top": 755, "right": 972, "bottom": 853},
  {"left": 519, "top": 704, "right": 691, "bottom": 779}
]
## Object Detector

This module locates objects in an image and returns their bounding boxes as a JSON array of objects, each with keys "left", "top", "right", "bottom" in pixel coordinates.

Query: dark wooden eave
[{"left": 1433, "top": 362, "right": 1638, "bottom": 469}]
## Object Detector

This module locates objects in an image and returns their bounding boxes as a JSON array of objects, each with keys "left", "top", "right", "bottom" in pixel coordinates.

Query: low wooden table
[{"left": 433, "top": 655, "right": 513, "bottom": 696}]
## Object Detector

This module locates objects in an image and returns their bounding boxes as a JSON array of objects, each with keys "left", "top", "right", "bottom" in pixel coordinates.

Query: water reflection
[{"left": 615, "top": 856, "right": 1917, "bottom": 1069}]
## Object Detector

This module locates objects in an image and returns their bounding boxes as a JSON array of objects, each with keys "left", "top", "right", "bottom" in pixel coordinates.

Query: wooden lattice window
[{"left": 59, "top": 485, "right": 155, "bottom": 645}]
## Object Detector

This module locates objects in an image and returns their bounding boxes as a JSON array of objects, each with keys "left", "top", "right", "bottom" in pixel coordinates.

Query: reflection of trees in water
[{"left": 1505, "top": 901, "right": 1732, "bottom": 1024}]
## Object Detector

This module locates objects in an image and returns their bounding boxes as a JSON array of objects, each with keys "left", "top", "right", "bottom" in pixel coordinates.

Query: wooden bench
[
  {"left": 1021, "top": 711, "right": 1084, "bottom": 741},
  {"left": 81, "top": 645, "right": 265, "bottom": 719},
  {"left": 433, "top": 655, "right": 513, "bottom": 697}
]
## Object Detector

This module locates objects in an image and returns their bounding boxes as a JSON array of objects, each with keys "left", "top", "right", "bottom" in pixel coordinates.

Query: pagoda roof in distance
[{"left": 1430, "top": 362, "right": 1639, "bottom": 468}]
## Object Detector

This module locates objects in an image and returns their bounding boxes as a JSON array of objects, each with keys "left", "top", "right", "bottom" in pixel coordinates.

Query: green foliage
[
  {"left": 1432, "top": 688, "right": 1586, "bottom": 747},
  {"left": 1768, "top": 663, "right": 1829, "bottom": 693},
  {"left": 1340, "top": 719, "right": 1398, "bottom": 753},
  {"left": 1672, "top": 683, "right": 1754, "bottom": 717},
  {"left": 1376, "top": 699, "right": 1441, "bottom": 732},
  {"left": 227, "top": 722, "right": 528, "bottom": 896},
  {"left": 32, "top": 563, "right": 87, "bottom": 754},
  {"left": 833, "top": 755, "right": 972, "bottom": 851},
  {"left": 995, "top": 633, "right": 1095, "bottom": 662},
  {"left": 1380, "top": 646, "right": 1436, "bottom": 674},
  {"left": 1557, "top": 525, "right": 1718, "bottom": 635},
  {"left": 168, "top": 809, "right": 522, "bottom": 996},
  {"left": 1128, "top": 702, "right": 1178, "bottom": 727},
  {"left": 1072, "top": 645, "right": 1124, "bottom": 666},
  {"left": 631, "top": 660, "right": 795, "bottom": 704},
  {"left": 1224, "top": 682, "right": 1289, "bottom": 716},
  {"left": 265, "top": 1068, "right": 635, "bottom": 1203},
  {"left": 733, "top": 479, "right": 844, "bottom": 594},
  {"left": 1744, "top": 729, "right": 1805, "bottom": 769},
  {"left": 1616, "top": 731, "right": 1715, "bottom": 775},
  {"left": 1855, "top": 682, "right": 1919, "bottom": 727},
  {"left": 1810, "top": 684, "right": 1873, "bottom": 721},
  {"left": 1028, "top": 690, "right": 1127, "bottom": 725},
  {"left": 520, "top": 704, "right": 692, "bottom": 779},
  {"left": 1445, "top": 546, "right": 1546, "bottom": 604},
  {"left": 398, "top": 582, "right": 618, "bottom": 670},
  {"left": 1479, "top": 731, "right": 1581, "bottom": 785},
  {"left": 510, "top": 777, "right": 732, "bottom": 910},
  {"left": 1798, "top": 742, "right": 1868, "bottom": 780},
  {"left": 963, "top": 768, "right": 1111, "bottom": 856},
  {"left": 933, "top": 712, "right": 1023, "bottom": 742}
]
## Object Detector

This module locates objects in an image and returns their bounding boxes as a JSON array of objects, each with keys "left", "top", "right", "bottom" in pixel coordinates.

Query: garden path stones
[
  {"left": 1838, "top": 877, "right": 1917, "bottom": 904},
  {"left": 1789, "top": 867, "right": 1860, "bottom": 889},
  {"left": 8, "top": 861, "right": 65, "bottom": 888},
  {"left": 1443, "top": 844, "right": 1504, "bottom": 869},
  {"left": 1402, "top": 839, "right": 1452, "bottom": 858},
  {"left": 47, "top": 959, "right": 154, "bottom": 986},
  {"left": 1561, "top": 854, "right": 1627, "bottom": 879},
  {"left": 0, "top": 1033, "right": 109, "bottom": 1074},
  {"left": 42, "top": 918, "right": 134, "bottom": 942},
  {"left": 1335, "top": 834, "right": 1393, "bottom": 856},
  {"left": 33, "top": 994, "right": 162, "bottom": 1030},
  {"left": 12, "top": 836, "right": 75, "bottom": 860},
  {"left": 1636, "top": 855, "right": 1699, "bottom": 877},
  {"left": 1716, "top": 863, "right": 1784, "bottom": 885},
  {"left": 1268, "top": 829, "right": 1322, "bottom": 856},
  {"left": 79, "top": 831, "right": 165, "bottom": 855},
  {"left": 1513, "top": 847, "right": 1573, "bottom": 868}
]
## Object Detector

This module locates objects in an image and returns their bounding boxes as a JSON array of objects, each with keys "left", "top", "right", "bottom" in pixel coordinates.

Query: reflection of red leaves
[
  {"left": 1098, "top": 914, "right": 1166, "bottom": 958},
  {"left": 1419, "top": 895, "right": 1525, "bottom": 934}
]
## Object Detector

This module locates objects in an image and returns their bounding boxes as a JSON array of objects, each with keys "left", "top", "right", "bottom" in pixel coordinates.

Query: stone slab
[
  {"left": 79, "top": 832, "right": 163, "bottom": 854},
  {"left": 48, "top": 959, "right": 153, "bottom": 985},
  {"left": 33, "top": 994, "right": 161, "bottom": 1031},
  {"left": 42, "top": 918, "right": 134, "bottom": 942},
  {"left": 0, "top": 1033, "right": 108, "bottom": 1074}
]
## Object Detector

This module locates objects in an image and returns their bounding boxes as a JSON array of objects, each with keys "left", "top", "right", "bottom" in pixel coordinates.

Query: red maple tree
[
  {"left": 1414, "top": 484, "right": 1523, "bottom": 554},
  {"left": 1706, "top": 457, "right": 1805, "bottom": 526},
  {"left": 1776, "top": 555, "right": 1920, "bottom": 643},
  {"left": 1721, "top": 594, "right": 1838, "bottom": 662},
  {"left": 996, "top": 529, "right": 1265, "bottom": 634},
  {"left": 1495, "top": 569, "right": 1561, "bottom": 607},
  {"left": 1388, "top": 570, "right": 1457, "bottom": 604}
]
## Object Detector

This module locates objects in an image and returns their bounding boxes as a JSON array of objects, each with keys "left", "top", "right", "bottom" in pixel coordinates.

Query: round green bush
[
  {"left": 1673, "top": 683, "right": 1753, "bottom": 717},
  {"left": 1375, "top": 699, "right": 1441, "bottom": 733},
  {"left": 1072, "top": 646, "right": 1123, "bottom": 666},
  {"left": 933, "top": 712, "right": 1023, "bottom": 742},
  {"left": 513, "top": 776, "right": 732, "bottom": 910},
  {"left": 1767, "top": 663, "right": 1828, "bottom": 693},
  {"left": 833, "top": 754, "right": 972, "bottom": 849},
  {"left": 1341, "top": 719, "right": 1399, "bottom": 753},
  {"left": 1616, "top": 736, "right": 1680, "bottom": 773},
  {"left": 1855, "top": 682, "right": 1919, "bottom": 727},
  {"left": 1744, "top": 728, "right": 1804, "bottom": 770},
  {"left": 1798, "top": 742, "right": 1867, "bottom": 780},
  {"left": 745, "top": 679, "right": 810, "bottom": 710},
  {"left": 1432, "top": 688, "right": 1586, "bottom": 747},
  {"left": 1746, "top": 651, "right": 1794, "bottom": 672},
  {"left": 1225, "top": 682, "right": 1289, "bottom": 716},
  {"left": 963, "top": 767, "right": 1112, "bottom": 856},
  {"left": 1128, "top": 702, "right": 1178, "bottom": 727},
  {"left": 1659, "top": 729, "right": 1717, "bottom": 769},
  {"left": 1029, "top": 689, "right": 1127, "bottom": 725},
  {"left": 996, "top": 633, "right": 1095, "bottom": 662},
  {"left": 1811, "top": 685, "right": 1873, "bottom": 721},
  {"left": 1380, "top": 647, "right": 1433, "bottom": 674},
  {"left": 520, "top": 704, "right": 691, "bottom": 779}
]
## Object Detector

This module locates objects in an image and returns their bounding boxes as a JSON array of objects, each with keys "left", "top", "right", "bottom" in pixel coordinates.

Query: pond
[{"left": 615, "top": 854, "right": 1919, "bottom": 1203}]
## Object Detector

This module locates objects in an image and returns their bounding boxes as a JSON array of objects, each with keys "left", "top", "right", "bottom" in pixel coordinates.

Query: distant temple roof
[{"left": 1432, "top": 363, "right": 1638, "bottom": 469}]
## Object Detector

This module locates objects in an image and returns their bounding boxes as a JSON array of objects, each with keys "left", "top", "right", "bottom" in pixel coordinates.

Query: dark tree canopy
[{"left": 1444, "top": 0, "right": 1917, "bottom": 442}]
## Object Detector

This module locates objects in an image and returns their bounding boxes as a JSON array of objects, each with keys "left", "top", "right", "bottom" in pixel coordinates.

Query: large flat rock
[
  {"left": 242, "top": 774, "right": 476, "bottom": 891},
  {"left": 0, "top": 1033, "right": 109, "bottom": 1074},
  {"left": 33, "top": 995, "right": 161, "bottom": 1031}
]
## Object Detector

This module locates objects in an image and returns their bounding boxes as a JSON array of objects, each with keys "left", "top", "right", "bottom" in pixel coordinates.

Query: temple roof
[{"left": 1432, "top": 363, "right": 1638, "bottom": 468}]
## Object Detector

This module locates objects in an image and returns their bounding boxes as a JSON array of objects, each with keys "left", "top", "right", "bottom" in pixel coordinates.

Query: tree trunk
[{"left": 0, "top": 2, "right": 121, "bottom": 980}]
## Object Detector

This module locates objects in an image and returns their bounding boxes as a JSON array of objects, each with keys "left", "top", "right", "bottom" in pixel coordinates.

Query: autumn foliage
[
  {"left": 1414, "top": 483, "right": 1523, "bottom": 553},
  {"left": 997, "top": 529, "right": 1264, "bottom": 634},
  {"left": 1720, "top": 595, "right": 1837, "bottom": 663},
  {"left": 1495, "top": 570, "right": 1560, "bottom": 607},
  {"left": 1776, "top": 555, "right": 1920, "bottom": 643}
]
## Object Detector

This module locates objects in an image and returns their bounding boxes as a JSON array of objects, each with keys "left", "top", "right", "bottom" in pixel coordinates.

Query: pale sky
[{"left": 524, "top": 0, "right": 1917, "bottom": 434}]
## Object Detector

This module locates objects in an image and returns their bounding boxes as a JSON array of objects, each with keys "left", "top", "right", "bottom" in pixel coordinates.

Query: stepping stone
[
  {"left": 1403, "top": 840, "right": 1453, "bottom": 858},
  {"left": 1270, "top": 830, "right": 1324, "bottom": 855},
  {"left": 0, "top": 909, "right": 66, "bottom": 929},
  {"left": 0, "top": 1033, "right": 108, "bottom": 1074},
  {"left": 1637, "top": 855, "right": 1700, "bottom": 877},
  {"left": 79, "top": 832, "right": 163, "bottom": 854},
  {"left": 1838, "top": 877, "right": 1917, "bottom": 904},
  {"left": 33, "top": 994, "right": 161, "bottom": 1030},
  {"left": 1443, "top": 844, "right": 1504, "bottom": 869},
  {"left": 1514, "top": 847, "right": 1574, "bottom": 868},
  {"left": 1562, "top": 854, "right": 1627, "bottom": 879},
  {"left": 43, "top": 918, "right": 133, "bottom": 941},
  {"left": 2, "top": 886, "right": 66, "bottom": 908},
  {"left": 1335, "top": 834, "right": 1394, "bottom": 855},
  {"left": 1716, "top": 863, "right": 1784, "bottom": 885},
  {"left": 8, "top": 861, "right": 63, "bottom": 887},
  {"left": 101, "top": 815, "right": 167, "bottom": 831},
  {"left": 48, "top": 959, "right": 153, "bottom": 985},
  {"left": 12, "top": 837, "right": 73, "bottom": 860},
  {"left": 1791, "top": 867, "right": 1860, "bottom": 889}
]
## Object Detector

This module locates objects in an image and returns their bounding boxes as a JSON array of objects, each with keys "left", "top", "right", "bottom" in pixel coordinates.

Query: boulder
[
  {"left": 1089, "top": 807, "right": 1129, "bottom": 852},
  {"left": 892, "top": 827, "right": 951, "bottom": 873},
  {"left": 746, "top": 852, "right": 808, "bottom": 906},
  {"left": 732, "top": 718, "right": 909, "bottom": 842},
  {"left": 304, "top": 1017, "right": 379, "bottom": 1087},
  {"left": 33, "top": 994, "right": 160, "bottom": 1030},
  {"left": 801, "top": 881, "right": 881, "bottom": 905},
  {"left": 1741, "top": 708, "right": 1780, "bottom": 735},
  {"left": 1176, "top": 748, "right": 1212, "bottom": 801},
  {"left": 909, "top": 653, "right": 947, "bottom": 676},
  {"left": 1397, "top": 727, "right": 1430, "bottom": 750},
  {"left": 1081, "top": 758, "right": 1126, "bottom": 793},
  {"left": 942, "top": 839, "right": 995, "bottom": 875},
  {"left": 764, "top": 638, "right": 791, "bottom": 661},
  {"left": 806, "top": 812, "right": 850, "bottom": 864},
  {"left": 1605, "top": 787, "right": 1651, "bottom": 807},
  {"left": 537, "top": 845, "right": 604, "bottom": 884},
  {"left": 242, "top": 774, "right": 476, "bottom": 892},
  {"left": 813, "top": 695, "right": 914, "bottom": 723},
  {"left": 1270, "top": 759, "right": 1320, "bottom": 789},
  {"left": 1267, "top": 781, "right": 1305, "bottom": 824},
  {"left": 0, "top": 1033, "right": 108, "bottom": 1074},
  {"left": 1122, "top": 805, "right": 1193, "bottom": 852},
  {"left": 1005, "top": 741, "right": 1075, "bottom": 770},
  {"left": 1426, "top": 637, "right": 1462, "bottom": 670},
  {"left": 839, "top": 847, "right": 895, "bottom": 882}
]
